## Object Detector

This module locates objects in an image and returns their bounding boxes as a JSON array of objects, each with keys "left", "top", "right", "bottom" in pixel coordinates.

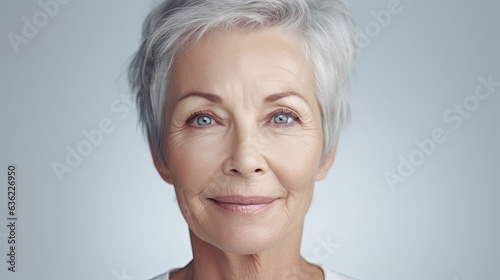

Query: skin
[{"left": 152, "top": 28, "right": 337, "bottom": 280}]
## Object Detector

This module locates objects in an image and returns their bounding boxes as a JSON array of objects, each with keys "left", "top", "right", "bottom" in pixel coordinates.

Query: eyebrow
[
  {"left": 263, "top": 92, "right": 306, "bottom": 104},
  {"left": 177, "top": 91, "right": 223, "bottom": 104},
  {"left": 177, "top": 91, "right": 308, "bottom": 105}
]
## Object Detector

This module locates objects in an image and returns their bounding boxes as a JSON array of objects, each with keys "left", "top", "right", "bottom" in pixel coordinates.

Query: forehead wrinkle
[{"left": 169, "top": 29, "right": 316, "bottom": 120}]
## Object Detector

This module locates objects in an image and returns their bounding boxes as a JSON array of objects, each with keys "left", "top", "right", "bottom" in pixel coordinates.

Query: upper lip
[{"left": 210, "top": 196, "right": 277, "bottom": 205}]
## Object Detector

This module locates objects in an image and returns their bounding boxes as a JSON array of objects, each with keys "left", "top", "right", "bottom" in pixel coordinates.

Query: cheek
[
  {"left": 267, "top": 131, "right": 322, "bottom": 192},
  {"left": 166, "top": 133, "right": 225, "bottom": 192}
]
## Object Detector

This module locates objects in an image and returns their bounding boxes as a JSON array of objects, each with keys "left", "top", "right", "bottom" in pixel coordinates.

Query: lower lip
[{"left": 212, "top": 200, "right": 275, "bottom": 213}]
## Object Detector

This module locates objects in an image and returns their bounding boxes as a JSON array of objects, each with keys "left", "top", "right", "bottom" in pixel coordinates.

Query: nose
[{"left": 222, "top": 132, "right": 269, "bottom": 177}]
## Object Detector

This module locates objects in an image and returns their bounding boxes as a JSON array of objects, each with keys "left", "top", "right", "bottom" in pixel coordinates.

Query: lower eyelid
[
  {"left": 193, "top": 115, "right": 213, "bottom": 126},
  {"left": 186, "top": 110, "right": 300, "bottom": 127},
  {"left": 186, "top": 111, "right": 214, "bottom": 124},
  {"left": 270, "top": 112, "right": 299, "bottom": 125}
]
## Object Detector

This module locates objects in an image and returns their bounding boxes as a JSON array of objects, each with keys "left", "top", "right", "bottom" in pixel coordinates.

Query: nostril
[{"left": 229, "top": 168, "right": 263, "bottom": 175}]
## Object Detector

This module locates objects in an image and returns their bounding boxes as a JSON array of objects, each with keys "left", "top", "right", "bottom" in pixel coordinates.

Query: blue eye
[
  {"left": 271, "top": 111, "right": 296, "bottom": 125},
  {"left": 195, "top": 115, "right": 213, "bottom": 126}
]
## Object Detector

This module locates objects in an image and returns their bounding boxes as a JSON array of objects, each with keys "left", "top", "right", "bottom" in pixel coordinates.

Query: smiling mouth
[{"left": 209, "top": 196, "right": 277, "bottom": 213}]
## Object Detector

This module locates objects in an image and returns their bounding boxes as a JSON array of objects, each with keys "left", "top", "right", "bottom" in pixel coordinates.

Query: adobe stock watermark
[
  {"left": 109, "top": 267, "right": 134, "bottom": 280},
  {"left": 311, "top": 235, "right": 341, "bottom": 262},
  {"left": 7, "top": 0, "right": 72, "bottom": 54},
  {"left": 359, "top": 0, "right": 412, "bottom": 49},
  {"left": 51, "top": 93, "right": 136, "bottom": 182},
  {"left": 385, "top": 74, "right": 499, "bottom": 191},
  {"left": 284, "top": 235, "right": 340, "bottom": 279}
]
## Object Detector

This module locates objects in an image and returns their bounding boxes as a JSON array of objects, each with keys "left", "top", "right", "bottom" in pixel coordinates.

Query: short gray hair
[{"left": 129, "top": 0, "right": 359, "bottom": 165}]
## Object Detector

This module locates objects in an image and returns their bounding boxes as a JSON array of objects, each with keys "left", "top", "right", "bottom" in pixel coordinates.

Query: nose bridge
[
  {"left": 234, "top": 121, "right": 261, "bottom": 161},
  {"left": 224, "top": 119, "right": 268, "bottom": 176}
]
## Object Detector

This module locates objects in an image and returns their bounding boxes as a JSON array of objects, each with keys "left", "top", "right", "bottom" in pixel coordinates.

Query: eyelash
[
  {"left": 185, "top": 109, "right": 300, "bottom": 128},
  {"left": 270, "top": 109, "right": 300, "bottom": 126},
  {"left": 186, "top": 110, "right": 216, "bottom": 128}
]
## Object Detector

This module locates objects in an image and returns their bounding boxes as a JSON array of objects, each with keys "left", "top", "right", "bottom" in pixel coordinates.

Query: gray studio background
[{"left": 1, "top": 0, "right": 499, "bottom": 279}]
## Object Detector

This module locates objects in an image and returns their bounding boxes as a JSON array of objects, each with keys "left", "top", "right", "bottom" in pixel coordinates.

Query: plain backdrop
[{"left": 0, "top": 0, "right": 499, "bottom": 279}]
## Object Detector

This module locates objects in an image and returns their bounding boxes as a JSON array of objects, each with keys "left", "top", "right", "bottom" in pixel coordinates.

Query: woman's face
[{"left": 155, "top": 28, "right": 335, "bottom": 254}]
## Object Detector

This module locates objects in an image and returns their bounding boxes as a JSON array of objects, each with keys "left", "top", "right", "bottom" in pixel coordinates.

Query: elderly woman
[{"left": 129, "top": 0, "right": 358, "bottom": 279}]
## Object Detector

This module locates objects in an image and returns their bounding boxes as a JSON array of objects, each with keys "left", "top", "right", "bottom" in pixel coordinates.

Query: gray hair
[{"left": 129, "top": 0, "right": 359, "bottom": 166}]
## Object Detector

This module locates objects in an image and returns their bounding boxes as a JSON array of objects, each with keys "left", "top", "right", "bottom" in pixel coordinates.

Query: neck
[{"left": 172, "top": 226, "right": 323, "bottom": 280}]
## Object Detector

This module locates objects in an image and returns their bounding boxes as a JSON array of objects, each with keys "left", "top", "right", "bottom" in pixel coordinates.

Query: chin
[
  {"left": 187, "top": 198, "right": 304, "bottom": 255},
  {"left": 207, "top": 227, "right": 283, "bottom": 255}
]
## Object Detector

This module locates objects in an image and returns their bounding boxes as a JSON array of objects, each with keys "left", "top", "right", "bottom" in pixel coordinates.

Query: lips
[{"left": 210, "top": 196, "right": 277, "bottom": 213}]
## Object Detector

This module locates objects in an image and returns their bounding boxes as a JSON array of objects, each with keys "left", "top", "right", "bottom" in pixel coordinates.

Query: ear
[
  {"left": 315, "top": 142, "right": 339, "bottom": 181},
  {"left": 149, "top": 141, "right": 173, "bottom": 185}
]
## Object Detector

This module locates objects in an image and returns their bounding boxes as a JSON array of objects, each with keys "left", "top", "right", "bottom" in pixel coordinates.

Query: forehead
[{"left": 168, "top": 28, "right": 314, "bottom": 100}]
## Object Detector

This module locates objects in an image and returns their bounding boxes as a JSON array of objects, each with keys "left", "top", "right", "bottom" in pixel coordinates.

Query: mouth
[{"left": 209, "top": 196, "right": 277, "bottom": 213}]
